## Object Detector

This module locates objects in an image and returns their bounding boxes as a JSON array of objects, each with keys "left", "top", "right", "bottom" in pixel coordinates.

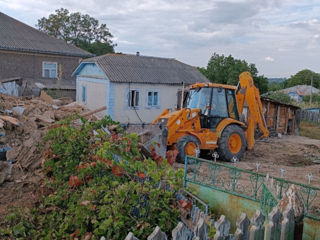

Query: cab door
[{"left": 207, "top": 87, "right": 229, "bottom": 129}]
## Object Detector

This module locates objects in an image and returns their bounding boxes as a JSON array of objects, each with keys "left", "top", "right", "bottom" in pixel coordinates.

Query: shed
[{"left": 261, "top": 97, "right": 300, "bottom": 135}]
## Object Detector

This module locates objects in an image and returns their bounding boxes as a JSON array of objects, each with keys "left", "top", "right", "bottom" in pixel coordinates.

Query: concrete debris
[{"left": 0, "top": 92, "right": 91, "bottom": 188}]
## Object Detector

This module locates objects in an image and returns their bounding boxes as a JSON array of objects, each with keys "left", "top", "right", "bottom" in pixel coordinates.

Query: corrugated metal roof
[
  {"left": 282, "top": 85, "right": 320, "bottom": 96},
  {"left": 83, "top": 53, "right": 208, "bottom": 85},
  {"left": 261, "top": 97, "right": 300, "bottom": 109},
  {"left": 0, "top": 12, "right": 93, "bottom": 57}
]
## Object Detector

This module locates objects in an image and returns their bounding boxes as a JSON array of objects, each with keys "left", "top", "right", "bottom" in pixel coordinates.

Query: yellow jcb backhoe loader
[{"left": 145, "top": 71, "right": 269, "bottom": 163}]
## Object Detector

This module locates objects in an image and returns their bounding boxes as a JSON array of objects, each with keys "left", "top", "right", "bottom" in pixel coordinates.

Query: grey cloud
[{"left": 2, "top": 0, "right": 320, "bottom": 77}]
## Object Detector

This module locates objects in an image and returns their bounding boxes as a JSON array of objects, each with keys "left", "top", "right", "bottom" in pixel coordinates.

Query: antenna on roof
[{"left": 136, "top": 51, "right": 140, "bottom": 56}]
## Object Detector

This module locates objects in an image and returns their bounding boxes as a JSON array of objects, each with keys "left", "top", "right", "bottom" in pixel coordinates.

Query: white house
[{"left": 72, "top": 53, "right": 208, "bottom": 123}]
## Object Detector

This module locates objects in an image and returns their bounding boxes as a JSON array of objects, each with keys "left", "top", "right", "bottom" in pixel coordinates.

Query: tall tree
[
  {"left": 199, "top": 53, "right": 269, "bottom": 93},
  {"left": 37, "top": 8, "right": 116, "bottom": 55},
  {"left": 284, "top": 69, "right": 320, "bottom": 89}
]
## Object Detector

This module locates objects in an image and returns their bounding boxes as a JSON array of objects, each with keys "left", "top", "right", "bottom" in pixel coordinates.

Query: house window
[
  {"left": 147, "top": 91, "right": 159, "bottom": 107},
  {"left": 82, "top": 85, "right": 86, "bottom": 103},
  {"left": 128, "top": 90, "right": 140, "bottom": 107},
  {"left": 42, "top": 62, "right": 57, "bottom": 78}
]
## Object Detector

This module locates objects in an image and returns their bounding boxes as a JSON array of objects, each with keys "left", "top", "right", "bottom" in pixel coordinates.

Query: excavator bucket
[{"left": 138, "top": 125, "right": 168, "bottom": 159}]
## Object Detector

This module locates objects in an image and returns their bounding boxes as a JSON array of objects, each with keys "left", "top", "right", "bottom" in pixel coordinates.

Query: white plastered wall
[
  {"left": 113, "top": 82, "right": 179, "bottom": 123},
  {"left": 77, "top": 77, "right": 107, "bottom": 118}
]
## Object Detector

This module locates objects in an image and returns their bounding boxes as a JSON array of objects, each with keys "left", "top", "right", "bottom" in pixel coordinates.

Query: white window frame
[
  {"left": 42, "top": 62, "right": 58, "bottom": 78},
  {"left": 128, "top": 89, "right": 141, "bottom": 109},
  {"left": 146, "top": 90, "right": 160, "bottom": 108}
]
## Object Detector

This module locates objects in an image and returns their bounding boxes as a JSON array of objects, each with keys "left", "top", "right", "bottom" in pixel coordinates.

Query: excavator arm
[{"left": 236, "top": 72, "right": 269, "bottom": 150}]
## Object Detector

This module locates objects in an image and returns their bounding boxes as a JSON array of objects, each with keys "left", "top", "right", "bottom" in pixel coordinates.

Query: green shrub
[{"left": 0, "top": 115, "right": 183, "bottom": 239}]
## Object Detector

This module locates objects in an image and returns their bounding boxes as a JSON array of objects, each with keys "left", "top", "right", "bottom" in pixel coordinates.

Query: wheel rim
[
  {"left": 228, "top": 133, "right": 242, "bottom": 154},
  {"left": 185, "top": 142, "right": 197, "bottom": 156}
]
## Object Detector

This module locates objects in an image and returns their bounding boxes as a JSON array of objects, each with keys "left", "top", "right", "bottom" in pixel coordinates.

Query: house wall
[
  {"left": 113, "top": 82, "right": 179, "bottom": 123},
  {"left": 77, "top": 77, "right": 108, "bottom": 118},
  {"left": 0, "top": 50, "right": 82, "bottom": 82},
  {"left": 75, "top": 63, "right": 110, "bottom": 118}
]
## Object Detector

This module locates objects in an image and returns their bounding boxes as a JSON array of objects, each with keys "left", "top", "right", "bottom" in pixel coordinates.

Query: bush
[
  {"left": 262, "top": 91, "right": 295, "bottom": 105},
  {"left": 0, "top": 115, "right": 183, "bottom": 239},
  {"left": 302, "top": 93, "right": 320, "bottom": 106}
]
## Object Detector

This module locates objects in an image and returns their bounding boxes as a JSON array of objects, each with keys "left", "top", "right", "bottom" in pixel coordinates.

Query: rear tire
[
  {"left": 176, "top": 135, "right": 200, "bottom": 163},
  {"left": 217, "top": 124, "right": 246, "bottom": 162}
]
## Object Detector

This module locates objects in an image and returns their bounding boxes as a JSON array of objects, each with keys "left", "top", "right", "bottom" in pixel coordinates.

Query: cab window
[
  {"left": 186, "top": 88, "right": 211, "bottom": 114},
  {"left": 226, "top": 89, "right": 238, "bottom": 119},
  {"left": 210, "top": 88, "right": 228, "bottom": 118}
]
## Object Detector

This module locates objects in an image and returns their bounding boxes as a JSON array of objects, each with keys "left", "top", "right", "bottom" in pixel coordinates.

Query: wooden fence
[{"left": 300, "top": 109, "right": 320, "bottom": 123}]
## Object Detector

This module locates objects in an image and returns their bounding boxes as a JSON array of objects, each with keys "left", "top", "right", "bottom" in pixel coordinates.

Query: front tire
[
  {"left": 176, "top": 135, "right": 200, "bottom": 163},
  {"left": 217, "top": 124, "right": 246, "bottom": 161}
]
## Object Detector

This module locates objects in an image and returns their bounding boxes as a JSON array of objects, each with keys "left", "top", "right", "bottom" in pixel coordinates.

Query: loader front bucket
[{"left": 138, "top": 124, "right": 168, "bottom": 159}]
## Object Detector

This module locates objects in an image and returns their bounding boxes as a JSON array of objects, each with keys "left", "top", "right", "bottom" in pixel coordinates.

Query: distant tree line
[
  {"left": 266, "top": 69, "right": 320, "bottom": 105},
  {"left": 198, "top": 53, "right": 320, "bottom": 106},
  {"left": 268, "top": 69, "right": 320, "bottom": 91},
  {"left": 198, "top": 53, "right": 269, "bottom": 94}
]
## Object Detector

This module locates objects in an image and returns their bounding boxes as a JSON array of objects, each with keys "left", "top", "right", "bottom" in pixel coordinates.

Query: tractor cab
[{"left": 185, "top": 85, "right": 239, "bottom": 130}]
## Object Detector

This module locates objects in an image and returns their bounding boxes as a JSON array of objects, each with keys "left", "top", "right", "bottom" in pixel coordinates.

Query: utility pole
[{"left": 310, "top": 75, "right": 313, "bottom": 105}]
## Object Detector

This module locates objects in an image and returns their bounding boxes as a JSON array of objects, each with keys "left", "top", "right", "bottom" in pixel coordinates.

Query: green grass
[{"left": 299, "top": 121, "right": 320, "bottom": 140}]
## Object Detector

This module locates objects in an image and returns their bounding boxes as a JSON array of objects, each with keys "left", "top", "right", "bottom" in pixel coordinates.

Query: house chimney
[{"left": 136, "top": 51, "right": 140, "bottom": 56}]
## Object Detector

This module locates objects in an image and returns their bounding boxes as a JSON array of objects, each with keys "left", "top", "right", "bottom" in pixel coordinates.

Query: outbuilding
[
  {"left": 72, "top": 53, "right": 208, "bottom": 123},
  {"left": 261, "top": 97, "right": 300, "bottom": 135}
]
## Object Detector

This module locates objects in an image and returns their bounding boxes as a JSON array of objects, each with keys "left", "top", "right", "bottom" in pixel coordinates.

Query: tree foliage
[
  {"left": 268, "top": 81, "right": 285, "bottom": 91},
  {"left": 284, "top": 69, "right": 320, "bottom": 89},
  {"left": 199, "top": 53, "right": 269, "bottom": 94},
  {"left": 37, "top": 8, "right": 115, "bottom": 55},
  {"left": 303, "top": 93, "right": 320, "bottom": 105}
]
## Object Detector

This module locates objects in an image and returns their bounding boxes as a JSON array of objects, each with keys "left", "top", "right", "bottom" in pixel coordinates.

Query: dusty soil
[
  {"left": 180, "top": 135, "right": 320, "bottom": 187},
  {"left": 239, "top": 135, "right": 320, "bottom": 187}
]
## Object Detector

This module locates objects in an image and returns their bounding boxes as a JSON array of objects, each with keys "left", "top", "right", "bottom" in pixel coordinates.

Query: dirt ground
[
  {"left": 182, "top": 135, "right": 320, "bottom": 188},
  {"left": 238, "top": 135, "right": 320, "bottom": 188}
]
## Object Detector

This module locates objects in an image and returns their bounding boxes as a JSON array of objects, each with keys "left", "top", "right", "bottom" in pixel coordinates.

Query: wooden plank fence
[{"left": 300, "top": 109, "right": 320, "bottom": 123}]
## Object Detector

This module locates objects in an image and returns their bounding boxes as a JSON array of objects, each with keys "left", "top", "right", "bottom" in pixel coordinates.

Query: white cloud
[
  {"left": 1, "top": 0, "right": 320, "bottom": 77},
  {"left": 265, "top": 56, "right": 275, "bottom": 62}
]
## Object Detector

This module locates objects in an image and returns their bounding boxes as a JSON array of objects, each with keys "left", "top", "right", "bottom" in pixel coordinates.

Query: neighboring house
[
  {"left": 282, "top": 85, "right": 320, "bottom": 103},
  {"left": 72, "top": 53, "right": 208, "bottom": 123},
  {"left": 0, "top": 12, "right": 93, "bottom": 98}
]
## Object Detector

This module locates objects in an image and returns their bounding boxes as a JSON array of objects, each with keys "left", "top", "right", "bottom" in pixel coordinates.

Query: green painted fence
[{"left": 183, "top": 156, "right": 320, "bottom": 239}]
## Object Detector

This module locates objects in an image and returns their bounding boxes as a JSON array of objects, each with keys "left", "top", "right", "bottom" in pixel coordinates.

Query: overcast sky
[{"left": 1, "top": 0, "right": 320, "bottom": 78}]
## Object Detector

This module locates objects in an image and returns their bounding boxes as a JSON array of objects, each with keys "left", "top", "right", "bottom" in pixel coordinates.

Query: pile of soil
[{"left": 0, "top": 93, "right": 92, "bottom": 217}]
